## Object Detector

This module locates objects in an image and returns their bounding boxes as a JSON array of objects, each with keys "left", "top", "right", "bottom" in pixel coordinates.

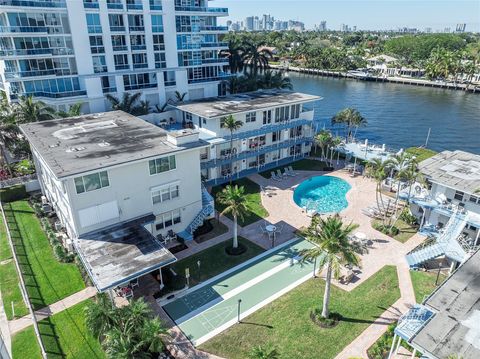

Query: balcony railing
[
  {"left": 201, "top": 25, "right": 228, "bottom": 31},
  {"left": 0, "top": 48, "right": 74, "bottom": 57},
  {"left": 152, "top": 26, "right": 164, "bottom": 33},
  {"left": 124, "top": 83, "right": 157, "bottom": 91},
  {"left": 0, "top": 26, "right": 48, "bottom": 33},
  {"left": 129, "top": 26, "right": 145, "bottom": 32},
  {"left": 126, "top": 2, "right": 142, "bottom": 10},
  {"left": 107, "top": 1, "right": 122, "bottom": 9},
  {"left": 131, "top": 45, "right": 146, "bottom": 51},
  {"left": 0, "top": 0, "right": 66, "bottom": 8},
  {"left": 201, "top": 42, "right": 228, "bottom": 48},
  {"left": 5, "top": 68, "right": 76, "bottom": 79},
  {"left": 174, "top": 6, "right": 228, "bottom": 14},
  {"left": 10, "top": 90, "right": 86, "bottom": 99},
  {"left": 153, "top": 44, "right": 165, "bottom": 51},
  {"left": 202, "top": 58, "right": 228, "bottom": 64},
  {"left": 133, "top": 63, "right": 148, "bottom": 69},
  {"left": 110, "top": 26, "right": 125, "bottom": 32},
  {"left": 164, "top": 80, "right": 176, "bottom": 87},
  {"left": 201, "top": 137, "right": 312, "bottom": 169},
  {"left": 177, "top": 43, "right": 201, "bottom": 50},
  {"left": 115, "top": 64, "right": 130, "bottom": 70},
  {"left": 102, "top": 86, "right": 117, "bottom": 93},
  {"left": 112, "top": 45, "right": 128, "bottom": 52},
  {"left": 83, "top": 1, "right": 99, "bottom": 9},
  {"left": 188, "top": 72, "right": 231, "bottom": 84},
  {"left": 224, "top": 118, "right": 312, "bottom": 141}
]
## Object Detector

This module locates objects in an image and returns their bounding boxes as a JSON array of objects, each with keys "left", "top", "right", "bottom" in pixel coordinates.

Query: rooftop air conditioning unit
[
  {"left": 42, "top": 203, "right": 52, "bottom": 213},
  {"left": 54, "top": 221, "right": 63, "bottom": 231},
  {"left": 41, "top": 196, "right": 48, "bottom": 205}
]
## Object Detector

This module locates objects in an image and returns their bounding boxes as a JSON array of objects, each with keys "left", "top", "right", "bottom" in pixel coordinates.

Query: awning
[{"left": 75, "top": 214, "right": 176, "bottom": 292}]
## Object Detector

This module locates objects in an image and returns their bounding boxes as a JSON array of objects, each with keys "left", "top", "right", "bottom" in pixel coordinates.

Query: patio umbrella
[{"left": 364, "top": 139, "right": 369, "bottom": 158}]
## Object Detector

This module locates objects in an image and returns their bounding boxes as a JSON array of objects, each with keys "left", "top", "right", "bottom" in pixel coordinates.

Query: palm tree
[
  {"left": 219, "top": 39, "right": 245, "bottom": 73},
  {"left": 224, "top": 76, "right": 242, "bottom": 94},
  {"left": 105, "top": 92, "right": 145, "bottom": 115},
  {"left": 137, "top": 100, "right": 151, "bottom": 115},
  {"left": 85, "top": 293, "right": 118, "bottom": 340},
  {"left": 331, "top": 108, "right": 367, "bottom": 142},
  {"left": 242, "top": 41, "right": 273, "bottom": 75},
  {"left": 14, "top": 95, "right": 55, "bottom": 123},
  {"left": 173, "top": 91, "right": 187, "bottom": 104},
  {"left": 217, "top": 185, "right": 248, "bottom": 249},
  {"left": 56, "top": 102, "right": 83, "bottom": 118},
  {"left": 248, "top": 345, "right": 280, "bottom": 359},
  {"left": 300, "top": 215, "right": 359, "bottom": 319},
  {"left": 260, "top": 71, "right": 293, "bottom": 90},
  {"left": 314, "top": 130, "right": 332, "bottom": 161},
  {"left": 154, "top": 102, "right": 170, "bottom": 113},
  {"left": 222, "top": 114, "right": 243, "bottom": 181},
  {"left": 365, "top": 158, "right": 389, "bottom": 223}
]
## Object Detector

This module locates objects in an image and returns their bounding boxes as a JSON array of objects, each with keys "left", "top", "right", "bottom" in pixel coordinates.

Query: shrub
[
  {"left": 373, "top": 222, "right": 400, "bottom": 236},
  {"left": 0, "top": 185, "right": 27, "bottom": 202},
  {"left": 162, "top": 268, "right": 186, "bottom": 291},
  {"left": 400, "top": 209, "right": 417, "bottom": 226}
]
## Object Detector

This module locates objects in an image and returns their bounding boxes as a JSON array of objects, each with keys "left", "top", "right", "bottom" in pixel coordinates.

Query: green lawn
[
  {"left": 194, "top": 219, "right": 229, "bottom": 243},
  {"left": 259, "top": 159, "right": 328, "bottom": 178},
  {"left": 372, "top": 218, "right": 418, "bottom": 243},
  {"left": 0, "top": 210, "right": 28, "bottom": 319},
  {"left": 200, "top": 266, "right": 400, "bottom": 359},
  {"left": 169, "top": 237, "right": 264, "bottom": 287},
  {"left": 12, "top": 299, "right": 105, "bottom": 359},
  {"left": 4, "top": 200, "right": 85, "bottom": 310},
  {"left": 405, "top": 147, "right": 437, "bottom": 163},
  {"left": 410, "top": 270, "right": 447, "bottom": 303},
  {"left": 212, "top": 178, "right": 269, "bottom": 227}
]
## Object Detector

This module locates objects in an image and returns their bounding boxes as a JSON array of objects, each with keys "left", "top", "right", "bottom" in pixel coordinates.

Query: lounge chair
[
  {"left": 260, "top": 185, "right": 273, "bottom": 197},
  {"left": 259, "top": 224, "right": 268, "bottom": 237},
  {"left": 288, "top": 166, "right": 297, "bottom": 176},
  {"left": 284, "top": 167, "right": 294, "bottom": 177},
  {"left": 276, "top": 169, "right": 286, "bottom": 179},
  {"left": 271, "top": 171, "right": 282, "bottom": 181}
]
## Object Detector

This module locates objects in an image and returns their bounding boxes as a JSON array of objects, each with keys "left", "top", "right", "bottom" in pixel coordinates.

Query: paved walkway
[{"left": 8, "top": 286, "right": 97, "bottom": 335}]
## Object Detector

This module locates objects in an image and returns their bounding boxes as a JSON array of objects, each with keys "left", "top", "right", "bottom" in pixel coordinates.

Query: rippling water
[{"left": 287, "top": 72, "right": 480, "bottom": 154}]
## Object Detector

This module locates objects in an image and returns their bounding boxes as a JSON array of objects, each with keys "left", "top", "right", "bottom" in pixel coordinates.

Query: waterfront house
[
  {"left": 401, "top": 150, "right": 480, "bottom": 269},
  {"left": 174, "top": 90, "right": 321, "bottom": 186}
]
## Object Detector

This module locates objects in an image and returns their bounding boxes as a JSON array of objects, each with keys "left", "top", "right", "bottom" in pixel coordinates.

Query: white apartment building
[
  {"left": 402, "top": 150, "right": 480, "bottom": 269},
  {"left": 20, "top": 110, "right": 214, "bottom": 291},
  {"left": 174, "top": 90, "right": 321, "bottom": 186},
  {"left": 0, "top": 0, "right": 229, "bottom": 113}
]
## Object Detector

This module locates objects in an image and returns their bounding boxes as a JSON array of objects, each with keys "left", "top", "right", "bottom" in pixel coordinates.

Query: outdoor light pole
[{"left": 237, "top": 299, "right": 242, "bottom": 323}]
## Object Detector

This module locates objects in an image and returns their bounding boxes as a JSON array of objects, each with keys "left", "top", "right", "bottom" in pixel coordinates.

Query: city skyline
[{"left": 214, "top": 0, "right": 480, "bottom": 32}]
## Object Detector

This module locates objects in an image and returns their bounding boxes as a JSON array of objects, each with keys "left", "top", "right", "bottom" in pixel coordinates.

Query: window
[
  {"left": 149, "top": 155, "right": 176, "bottom": 175},
  {"left": 151, "top": 15, "right": 164, "bottom": 32},
  {"left": 454, "top": 190, "right": 465, "bottom": 201},
  {"left": 128, "top": 14, "right": 144, "bottom": 31},
  {"left": 111, "top": 35, "right": 127, "bottom": 51},
  {"left": 86, "top": 14, "right": 101, "bottom": 33},
  {"left": 151, "top": 184, "right": 180, "bottom": 204},
  {"left": 89, "top": 36, "right": 104, "bottom": 54},
  {"left": 152, "top": 35, "right": 165, "bottom": 51},
  {"left": 130, "top": 35, "right": 146, "bottom": 50},
  {"left": 272, "top": 130, "right": 280, "bottom": 142},
  {"left": 108, "top": 14, "right": 124, "bottom": 32},
  {"left": 163, "top": 71, "right": 176, "bottom": 86},
  {"left": 154, "top": 52, "right": 166, "bottom": 69},
  {"left": 263, "top": 110, "right": 271, "bottom": 124},
  {"left": 155, "top": 209, "right": 181, "bottom": 230},
  {"left": 246, "top": 112, "right": 256, "bottom": 123},
  {"left": 132, "top": 53, "right": 147, "bottom": 69},
  {"left": 469, "top": 195, "right": 479, "bottom": 204},
  {"left": 114, "top": 54, "right": 129, "bottom": 70},
  {"left": 123, "top": 73, "right": 157, "bottom": 90},
  {"left": 74, "top": 171, "right": 109, "bottom": 194},
  {"left": 92, "top": 55, "right": 107, "bottom": 73}
]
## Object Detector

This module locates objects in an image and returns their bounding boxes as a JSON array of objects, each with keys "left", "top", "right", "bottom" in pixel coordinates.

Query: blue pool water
[{"left": 293, "top": 176, "right": 351, "bottom": 214}]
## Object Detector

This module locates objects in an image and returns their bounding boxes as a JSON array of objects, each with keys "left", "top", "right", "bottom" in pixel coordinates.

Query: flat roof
[
  {"left": 412, "top": 249, "right": 480, "bottom": 359},
  {"left": 20, "top": 111, "right": 206, "bottom": 179},
  {"left": 419, "top": 150, "right": 480, "bottom": 195},
  {"left": 175, "top": 90, "right": 321, "bottom": 119},
  {"left": 75, "top": 214, "right": 176, "bottom": 292}
]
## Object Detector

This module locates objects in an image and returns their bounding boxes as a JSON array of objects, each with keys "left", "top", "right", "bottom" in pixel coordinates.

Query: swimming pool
[{"left": 293, "top": 176, "right": 351, "bottom": 214}]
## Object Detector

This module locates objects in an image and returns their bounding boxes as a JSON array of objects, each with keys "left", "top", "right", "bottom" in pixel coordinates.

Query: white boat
[{"left": 347, "top": 70, "right": 371, "bottom": 80}]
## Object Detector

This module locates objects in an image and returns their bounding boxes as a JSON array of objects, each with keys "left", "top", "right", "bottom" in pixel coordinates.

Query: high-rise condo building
[{"left": 0, "top": 0, "right": 229, "bottom": 113}]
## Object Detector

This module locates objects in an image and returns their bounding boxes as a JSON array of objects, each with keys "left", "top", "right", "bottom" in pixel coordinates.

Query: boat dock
[{"left": 270, "top": 65, "right": 480, "bottom": 93}]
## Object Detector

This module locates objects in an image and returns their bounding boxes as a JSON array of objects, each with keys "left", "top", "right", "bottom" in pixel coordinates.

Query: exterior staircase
[
  {"left": 406, "top": 208, "right": 468, "bottom": 268},
  {"left": 177, "top": 185, "right": 214, "bottom": 241}
]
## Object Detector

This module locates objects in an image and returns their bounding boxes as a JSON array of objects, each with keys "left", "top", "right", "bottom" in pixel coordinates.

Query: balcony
[
  {"left": 0, "top": 48, "right": 74, "bottom": 57},
  {"left": 126, "top": 2, "right": 142, "bottom": 10},
  {"left": 112, "top": 45, "right": 128, "bottom": 52},
  {"left": 107, "top": 1, "right": 122, "bottom": 9},
  {"left": 131, "top": 44, "right": 146, "bottom": 51},
  {"left": 124, "top": 83, "right": 157, "bottom": 91},
  {"left": 115, "top": 64, "right": 130, "bottom": 70},
  {"left": 164, "top": 80, "right": 176, "bottom": 87},
  {"left": 201, "top": 137, "right": 312, "bottom": 169},
  {"left": 10, "top": 90, "right": 87, "bottom": 99},
  {"left": 132, "top": 63, "right": 148, "bottom": 69},
  {"left": 110, "top": 26, "right": 126, "bottom": 32},
  {"left": 177, "top": 43, "right": 201, "bottom": 50},
  {"left": 5, "top": 68, "right": 76, "bottom": 79},
  {"left": 225, "top": 119, "right": 312, "bottom": 141},
  {"left": 0, "top": 0, "right": 66, "bottom": 8},
  {"left": 152, "top": 26, "right": 164, "bottom": 33},
  {"left": 0, "top": 26, "right": 48, "bottom": 33},
  {"left": 202, "top": 58, "right": 228, "bottom": 64},
  {"left": 102, "top": 87, "right": 117, "bottom": 94},
  {"left": 129, "top": 26, "right": 145, "bottom": 32},
  {"left": 174, "top": 6, "right": 228, "bottom": 14},
  {"left": 188, "top": 72, "right": 231, "bottom": 84},
  {"left": 200, "top": 25, "right": 228, "bottom": 32},
  {"left": 201, "top": 42, "right": 228, "bottom": 48},
  {"left": 83, "top": 1, "right": 99, "bottom": 9}
]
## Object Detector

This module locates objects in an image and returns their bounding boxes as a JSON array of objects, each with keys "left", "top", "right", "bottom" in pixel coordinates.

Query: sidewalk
[{"left": 8, "top": 286, "right": 97, "bottom": 335}]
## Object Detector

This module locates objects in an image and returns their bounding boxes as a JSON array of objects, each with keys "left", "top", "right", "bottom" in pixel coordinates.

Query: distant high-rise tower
[
  {"left": 455, "top": 23, "right": 466, "bottom": 32},
  {"left": 319, "top": 20, "right": 327, "bottom": 31}
]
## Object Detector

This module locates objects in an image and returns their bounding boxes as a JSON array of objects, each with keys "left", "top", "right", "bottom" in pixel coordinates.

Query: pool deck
[{"left": 144, "top": 165, "right": 425, "bottom": 358}]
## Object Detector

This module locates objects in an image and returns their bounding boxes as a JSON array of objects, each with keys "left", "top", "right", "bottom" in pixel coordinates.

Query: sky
[{"left": 212, "top": 0, "right": 480, "bottom": 32}]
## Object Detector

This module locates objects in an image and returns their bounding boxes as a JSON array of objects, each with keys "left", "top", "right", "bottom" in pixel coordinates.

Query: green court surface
[{"left": 162, "top": 238, "right": 315, "bottom": 345}]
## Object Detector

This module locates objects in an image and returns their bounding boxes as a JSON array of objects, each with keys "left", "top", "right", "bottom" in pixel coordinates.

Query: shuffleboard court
[{"left": 162, "top": 238, "right": 315, "bottom": 345}]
